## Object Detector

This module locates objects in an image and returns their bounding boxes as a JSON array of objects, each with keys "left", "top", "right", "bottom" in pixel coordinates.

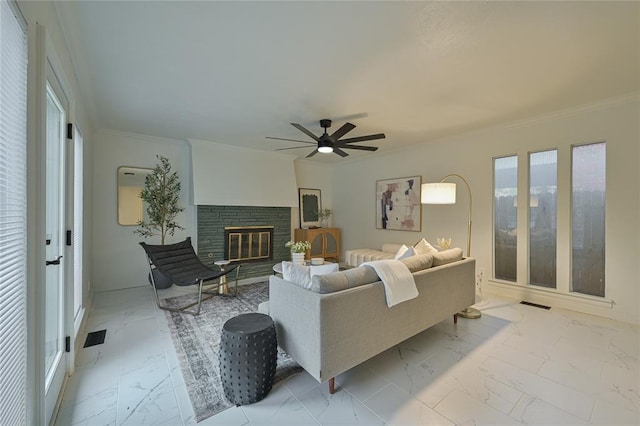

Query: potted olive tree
[{"left": 135, "top": 155, "right": 184, "bottom": 288}]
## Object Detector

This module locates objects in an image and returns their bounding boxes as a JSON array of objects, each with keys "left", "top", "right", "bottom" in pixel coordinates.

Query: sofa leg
[
  {"left": 453, "top": 314, "right": 458, "bottom": 324},
  {"left": 329, "top": 377, "right": 336, "bottom": 394}
]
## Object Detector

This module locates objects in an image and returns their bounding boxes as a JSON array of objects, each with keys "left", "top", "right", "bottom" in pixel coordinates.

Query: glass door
[{"left": 44, "top": 82, "right": 67, "bottom": 423}]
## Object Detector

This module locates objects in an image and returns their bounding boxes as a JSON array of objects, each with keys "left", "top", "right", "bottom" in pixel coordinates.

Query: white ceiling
[{"left": 58, "top": 1, "right": 639, "bottom": 162}]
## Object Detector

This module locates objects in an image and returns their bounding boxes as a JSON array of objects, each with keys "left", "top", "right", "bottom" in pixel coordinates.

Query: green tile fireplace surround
[{"left": 197, "top": 205, "right": 291, "bottom": 280}]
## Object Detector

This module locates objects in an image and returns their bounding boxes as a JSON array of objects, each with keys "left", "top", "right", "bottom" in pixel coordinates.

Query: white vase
[{"left": 291, "top": 252, "right": 305, "bottom": 265}]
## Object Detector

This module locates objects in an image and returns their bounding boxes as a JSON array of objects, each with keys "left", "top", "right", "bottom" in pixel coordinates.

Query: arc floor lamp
[{"left": 421, "top": 173, "right": 481, "bottom": 319}]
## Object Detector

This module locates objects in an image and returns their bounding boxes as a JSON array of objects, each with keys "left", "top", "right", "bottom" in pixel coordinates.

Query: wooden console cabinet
[{"left": 294, "top": 228, "right": 340, "bottom": 262}]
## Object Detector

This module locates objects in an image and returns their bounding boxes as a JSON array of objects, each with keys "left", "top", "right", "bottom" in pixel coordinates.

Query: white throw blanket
[{"left": 361, "top": 259, "right": 418, "bottom": 307}]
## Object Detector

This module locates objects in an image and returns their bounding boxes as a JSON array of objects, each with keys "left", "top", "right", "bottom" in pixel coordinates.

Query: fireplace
[
  {"left": 224, "top": 226, "right": 274, "bottom": 263},
  {"left": 198, "top": 206, "right": 290, "bottom": 279}
]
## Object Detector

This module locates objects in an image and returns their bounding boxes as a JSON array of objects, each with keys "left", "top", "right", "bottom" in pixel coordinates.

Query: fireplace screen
[{"left": 224, "top": 226, "right": 274, "bottom": 263}]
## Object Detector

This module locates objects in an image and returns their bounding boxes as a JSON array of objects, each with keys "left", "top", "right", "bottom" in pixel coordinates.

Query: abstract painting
[{"left": 376, "top": 176, "right": 422, "bottom": 231}]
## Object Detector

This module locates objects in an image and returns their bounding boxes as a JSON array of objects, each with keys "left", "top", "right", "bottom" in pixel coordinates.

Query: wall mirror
[{"left": 117, "top": 166, "right": 152, "bottom": 225}]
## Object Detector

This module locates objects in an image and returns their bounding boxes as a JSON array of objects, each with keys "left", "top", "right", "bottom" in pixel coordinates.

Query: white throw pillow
[
  {"left": 414, "top": 238, "right": 438, "bottom": 255},
  {"left": 282, "top": 261, "right": 312, "bottom": 289},
  {"left": 282, "top": 261, "right": 339, "bottom": 290},
  {"left": 400, "top": 246, "right": 416, "bottom": 259},
  {"left": 394, "top": 244, "right": 409, "bottom": 259},
  {"left": 394, "top": 244, "right": 416, "bottom": 260}
]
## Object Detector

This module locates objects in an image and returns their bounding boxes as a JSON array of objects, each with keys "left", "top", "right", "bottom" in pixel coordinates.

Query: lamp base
[{"left": 458, "top": 307, "right": 481, "bottom": 319}]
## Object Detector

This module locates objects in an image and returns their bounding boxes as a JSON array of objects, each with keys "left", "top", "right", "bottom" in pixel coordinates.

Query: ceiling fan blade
[
  {"left": 266, "top": 136, "right": 316, "bottom": 145},
  {"left": 338, "top": 144, "right": 378, "bottom": 151},
  {"left": 330, "top": 112, "right": 368, "bottom": 122},
  {"left": 291, "top": 123, "right": 320, "bottom": 141},
  {"left": 306, "top": 149, "right": 319, "bottom": 158},
  {"left": 339, "top": 133, "right": 386, "bottom": 144},
  {"left": 333, "top": 147, "right": 349, "bottom": 157},
  {"left": 274, "top": 146, "right": 313, "bottom": 151},
  {"left": 330, "top": 122, "right": 355, "bottom": 140}
]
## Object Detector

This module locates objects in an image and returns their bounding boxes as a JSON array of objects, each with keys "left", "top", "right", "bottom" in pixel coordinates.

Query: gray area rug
[{"left": 163, "top": 281, "right": 302, "bottom": 423}]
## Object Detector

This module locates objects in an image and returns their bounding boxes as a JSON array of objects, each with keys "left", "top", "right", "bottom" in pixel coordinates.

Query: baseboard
[{"left": 485, "top": 280, "right": 637, "bottom": 325}]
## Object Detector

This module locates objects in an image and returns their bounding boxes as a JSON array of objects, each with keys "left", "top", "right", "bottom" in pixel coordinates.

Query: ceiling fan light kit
[{"left": 268, "top": 118, "right": 386, "bottom": 158}]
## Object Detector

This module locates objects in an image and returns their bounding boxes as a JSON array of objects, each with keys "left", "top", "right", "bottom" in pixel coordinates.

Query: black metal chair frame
[{"left": 140, "top": 237, "right": 241, "bottom": 315}]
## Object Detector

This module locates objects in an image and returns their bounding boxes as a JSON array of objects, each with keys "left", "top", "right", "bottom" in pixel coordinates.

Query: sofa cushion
[
  {"left": 282, "top": 261, "right": 339, "bottom": 289},
  {"left": 310, "top": 252, "right": 436, "bottom": 294},
  {"left": 432, "top": 248, "right": 463, "bottom": 266},
  {"left": 399, "top": 253, "right": 434, "bottom": 272},
  {"left": 310, "top": 266, "right": 379, "bottom": 294},
  {"left": 258, "top": 301, "right": 270, "bottom": 315},
  {"left": 413, "top": 238, "right": 438, "bottom": 255},
  {"left": 282, "top": 261, "right": 312, "bottom": 288},
  {"left": 312, "top": 262, "right": 340, "bottom": 276}
]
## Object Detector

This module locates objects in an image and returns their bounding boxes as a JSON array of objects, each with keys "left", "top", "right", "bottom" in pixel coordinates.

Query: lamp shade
[{"left": 421, "top": 183, "right": 456, "bottom": 204}]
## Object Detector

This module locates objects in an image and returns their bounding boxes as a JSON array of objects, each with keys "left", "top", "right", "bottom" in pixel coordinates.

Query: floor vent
[
  {"left": 520, "top": 301, "right": 551, "bottom": 310},
  {"left": 84, "top": 329, "right": 107, "bottom": 348}
]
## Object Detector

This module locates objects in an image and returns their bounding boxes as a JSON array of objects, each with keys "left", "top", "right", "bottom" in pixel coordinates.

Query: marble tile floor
[{"left": 55, "top": 283, "right": 640, "bottom": 425}]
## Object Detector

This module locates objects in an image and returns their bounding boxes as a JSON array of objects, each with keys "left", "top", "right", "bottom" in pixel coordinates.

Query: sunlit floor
[{"left": 55, "top": 283, "right": 639, "bottom": 425}]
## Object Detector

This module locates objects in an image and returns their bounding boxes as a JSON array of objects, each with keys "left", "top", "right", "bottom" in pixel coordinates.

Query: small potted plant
[
  {"left": 285, "top": 240, "right": 311, "bottom": 265},
  {"left": 319, "top": 208, "right": 332, "bottom": 228}
]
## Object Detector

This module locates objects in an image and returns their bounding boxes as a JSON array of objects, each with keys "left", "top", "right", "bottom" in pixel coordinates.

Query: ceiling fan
[{"left": 267, "top": 119, "right": 386, "bottom": 158}]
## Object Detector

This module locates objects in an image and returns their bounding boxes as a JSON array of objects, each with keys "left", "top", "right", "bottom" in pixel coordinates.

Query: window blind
[{"left": 0, "top": 1, "right": 28, "bottom": 424}]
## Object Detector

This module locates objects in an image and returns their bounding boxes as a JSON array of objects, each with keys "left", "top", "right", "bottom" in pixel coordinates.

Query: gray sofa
[{"left": 268, "top": 251, "right": 476, "bottom": 393}]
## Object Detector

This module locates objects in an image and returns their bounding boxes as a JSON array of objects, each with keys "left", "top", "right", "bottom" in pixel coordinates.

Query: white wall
[
  {"left": 92, "top": 130, "right": 194, "bottom": 291},
  {"left": 189, "top": 138, "right": 298, "bottom": 207},
  {"left": 331, "top": 96, "right": 639, "bottom": 324}
]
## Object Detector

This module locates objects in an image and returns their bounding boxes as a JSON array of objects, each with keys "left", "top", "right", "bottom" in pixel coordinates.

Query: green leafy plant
[
  {"left": 319, "top": 208, "right": 332, "bottom": 219},
  {"left": 285, "top": 240, "right": 311, "bottom": 253},
  {"left": 134, "top": 155, "right": 184, "bottom": 244}
]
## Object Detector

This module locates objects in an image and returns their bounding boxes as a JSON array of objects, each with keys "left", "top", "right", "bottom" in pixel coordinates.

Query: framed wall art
[
  {"left": 376, "top": 176, "right": 422, "bottom": 231},
  {"left": 298, "top": 188, "right": 321, "bottom": 228}
]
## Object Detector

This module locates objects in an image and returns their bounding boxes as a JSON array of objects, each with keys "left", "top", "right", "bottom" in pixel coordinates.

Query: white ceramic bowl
[{"left": 310, "top": 257, "right": 324, "bottom": 265}]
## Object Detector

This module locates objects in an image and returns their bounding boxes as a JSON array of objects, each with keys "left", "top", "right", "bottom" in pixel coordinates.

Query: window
[
  {"left": 572, "top": 142, "right": 605, "bottom": 296},
  {"left": 529, "top": 150, "right": 557, "bottom": 288},
  {"left": 494, "top": 156, "right": 517, "bottom": 281},
  {"left": 0, "top": 1, "right": 28, "bottom": 424}
]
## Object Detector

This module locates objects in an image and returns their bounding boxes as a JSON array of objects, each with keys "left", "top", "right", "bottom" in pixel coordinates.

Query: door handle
[{"left": 46, "top": 255, "right": 63, "bottom": 266}]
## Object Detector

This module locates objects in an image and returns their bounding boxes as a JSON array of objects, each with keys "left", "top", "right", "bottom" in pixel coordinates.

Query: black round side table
[{"left": 219, "top": 313, "right": 277, "bottom": 405}]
